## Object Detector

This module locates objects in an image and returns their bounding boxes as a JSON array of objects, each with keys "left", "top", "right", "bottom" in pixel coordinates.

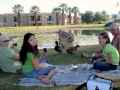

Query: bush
[
  {"left": 98, "top": 21, "right": 102, "bottom": 24},
  {"left": 104, "top": 22, "right": 114, "bottom": 27}
]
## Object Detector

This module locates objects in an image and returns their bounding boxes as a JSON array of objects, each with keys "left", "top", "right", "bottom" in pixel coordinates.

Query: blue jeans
[
  {"left": 93, "top": 62, "right": 118, "bottom": 71},
  {"left": 24, "top": 66, "right": 55, "bottom": 78}
]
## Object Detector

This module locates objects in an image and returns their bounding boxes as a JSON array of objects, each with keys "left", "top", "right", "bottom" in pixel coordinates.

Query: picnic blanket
[{"left": 14, "top": 64, "right": 120, "bottom": 87}]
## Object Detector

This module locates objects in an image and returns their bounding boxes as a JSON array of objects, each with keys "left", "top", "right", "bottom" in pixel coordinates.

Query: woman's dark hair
[
  {"left": 20, "top": 33, "right": 39, "bottom": 65},
  {"left": 99, "top": 32, "right": 110, "bottom": 44}
]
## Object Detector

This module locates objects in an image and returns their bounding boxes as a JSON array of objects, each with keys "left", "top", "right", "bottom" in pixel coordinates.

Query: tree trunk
[
  {"left": 62, "top": 9, "right": 64, "bottom": 25},
  {"left": 56, "top": 13, "right": 59, "bottom": 25},
  {"left": 34, "top": 13, "right": 37, "bottom": 26},
  {"left": 18, "top": 12, "right": 21, "bottom": 26},
  {"left": 69, "top": 12, "right": 71, "bottom": 25},
  {"left": 74, "top": 12, "right": 77, "bottom": 25}
]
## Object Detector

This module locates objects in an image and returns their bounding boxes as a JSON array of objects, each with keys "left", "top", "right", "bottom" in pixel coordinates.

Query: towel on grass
[{"left": 14, "top": 64, "right": 120, "bottom": 87}]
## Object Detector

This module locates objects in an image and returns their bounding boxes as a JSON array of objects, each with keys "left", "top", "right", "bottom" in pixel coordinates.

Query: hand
[
  {"left": 93, "top": 60, "right": 98, "bottom": 63},
  {"left": 42, "top": 63, "right": 48, "bottom": 67}
]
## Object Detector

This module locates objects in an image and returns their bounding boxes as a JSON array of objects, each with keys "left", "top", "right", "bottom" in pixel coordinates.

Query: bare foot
[
  {"left": 41, "top": 78, "right": 51, "bottom": 85},
  {"left": 81, "top": 53, "right": 90, "bottom": 58},
  {"left": 37, "top": 75, "right": 46, "bottom": 80}
]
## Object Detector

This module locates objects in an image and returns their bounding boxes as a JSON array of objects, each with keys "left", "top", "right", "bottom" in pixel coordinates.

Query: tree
[
  {"left": 101, "top": 11, "right": 107, "bottom": 15},
  {"left": 112, "top": 14, "right": 117, "bottom": 20},
  {"left": 68, "top": 7, "right": 72, "bottom": 25},
  {"left": 30, "top": 5, "right": 40, "bottom": 26},
  {"left": 72, "top": 6, "right": 79, "bottom": 25},
  {"left": 12, "top": 4, "right": 24, "bottom": 26},
  {"left": 59, "top": 3, "right": 68, "bottom": 25},
  {"left": 81, "top": 11, "right": 94, "bottom": 24},
  {"left": 93, "top": 12, "right": 102, "bottom": 22},
  {"left": 52, "top": 7, "right": 61, "bottom": 25},
  {"left": 101, "top": 11, "right": 109, "bottom": 22}
]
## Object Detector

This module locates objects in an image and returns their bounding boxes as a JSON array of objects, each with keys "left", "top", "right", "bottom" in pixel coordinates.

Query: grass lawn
[
  {"left": 0, "top": 24, "right": 104, "bottom": 32},
  {"left": 0, "top": 25, "right": 119, "bottom": 90},
  {"left": 0, "top": 44, "right": 100, "bottom": 90}
]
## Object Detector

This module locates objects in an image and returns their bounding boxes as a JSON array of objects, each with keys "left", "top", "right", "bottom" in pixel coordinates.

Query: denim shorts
[
  {"left": 24, "top": 66, "right": 55, "bottom": 78},
  {"left": 93, "top": 62, "right": 118, "bottom": 71}
]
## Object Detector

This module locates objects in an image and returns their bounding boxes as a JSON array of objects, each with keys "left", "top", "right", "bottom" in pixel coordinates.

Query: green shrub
[
  {"left": 104, "top": 22, "right": 113, "bottom": 27},
  {"left": 98, "top": 21, "right": 102, "bottom": 24}
]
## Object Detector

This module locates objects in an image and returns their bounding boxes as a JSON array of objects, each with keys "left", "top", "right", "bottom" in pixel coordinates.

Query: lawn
[
  {"left": 0, "top": 44, "right": 100, "bottom": 90},
  {"left": 0, "top": 24, "right": 119, "bottom": 90}
]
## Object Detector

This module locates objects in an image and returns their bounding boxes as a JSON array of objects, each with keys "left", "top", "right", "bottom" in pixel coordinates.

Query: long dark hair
[
  {"left": 99, "top": 32, "right": 110, "bottom": 44},
  {"left": 20, "top": 33, "right": 39, "bottom": 65}
]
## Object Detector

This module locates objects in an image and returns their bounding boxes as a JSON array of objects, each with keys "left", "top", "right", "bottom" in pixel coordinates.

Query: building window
[
  {"left": 4, "top": 17, "right": 7, "bottom": 23},
  {"left": 30, "top": 16, "right": 34, "bottom": 21},
  {"left": 38, "top": 23, "right": 42, "bottom": 26},
  {"left": 46, "top": 16, "right": 54, "bottom": 21},
  {"left": 14, "top": 16, "right": 18, "bottom": 22},
  {"left": 59, "top": 15, "right": 61, "bottom": 21},
  {"left": 37, "top": 16, "right": 41, "bottom": 21},
  {"left": 14, "top": 24, "right": 18, "bottom": 27},
  {"left": 47, "top": 23, "right": 54, "bottom": 25}
]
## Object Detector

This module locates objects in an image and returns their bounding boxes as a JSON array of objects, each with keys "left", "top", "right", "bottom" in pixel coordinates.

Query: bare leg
[
  {"left": 81, "top": 53, "right": 103, "bottom": 59},
  {"left": 81, "top": 53, "right": 93, "bottom": 58},
  {"left": 41, "top": 69, "right": 57, "bottom": 85}
]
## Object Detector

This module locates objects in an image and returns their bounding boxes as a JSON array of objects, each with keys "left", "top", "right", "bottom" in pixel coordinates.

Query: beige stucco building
[{"left": 0, "top": 13, "right": 63, "bottom": 27}]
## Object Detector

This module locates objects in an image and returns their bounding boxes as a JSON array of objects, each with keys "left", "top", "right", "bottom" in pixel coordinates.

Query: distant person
[
  {"left": 20, "top": 33, "right": 58, "bottom": 85},
  {"left": 110, "top": 23, "right": 120, "bottom": 55},
  {"left": 0, "top": 21, "right": 2, "bottom": 28},
  {"left": 93, "top": 32, "right": 119, "bottom": 72},
  {"left": 81, "top": 23, "right": 120, "bottom": 63},
  {"left": 0, "top": 33, "right": 21, "bottom": 73}
]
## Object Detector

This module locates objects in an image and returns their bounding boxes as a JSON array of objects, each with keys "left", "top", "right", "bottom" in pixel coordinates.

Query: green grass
[
  {"left": 0, "top": 24, "right": 104, "bottom": 32},
  {"left": 0, "top": 45, "right": 100, "bottom": 90},
  {"left": 1, "top": 45, "right": 119, "bottom": 90},
  {"left": 0, "top": 25, "right": 119, "bottom": 90}
]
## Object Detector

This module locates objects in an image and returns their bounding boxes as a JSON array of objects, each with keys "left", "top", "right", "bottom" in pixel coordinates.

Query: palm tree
[
  {"left": 30, "top": 5, "right": 40, "bottom": 26},
  {"left": 12, "top": 4, "right": 24, "bottom": 26},
  {"left": 68, "top": 7, "right": 72, "bottom": 25},
  {"left": 52, "top": 7, "right": 61, "bottom": 25},
  {"left": 59, "top": 3, "right": 68, "bottom": 25},
  {"left": 72, "top": 6, "right": 79, "bottom": 25}
]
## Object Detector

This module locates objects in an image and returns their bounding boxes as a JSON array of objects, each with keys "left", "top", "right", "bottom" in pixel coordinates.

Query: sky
[{"left": 0, "top": 0, "right": 120, "bottom": 15}]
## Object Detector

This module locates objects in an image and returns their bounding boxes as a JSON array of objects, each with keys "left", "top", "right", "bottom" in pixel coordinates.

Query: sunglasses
[{"left": 4, "top": 40, "right": 9, "bottom": 42}]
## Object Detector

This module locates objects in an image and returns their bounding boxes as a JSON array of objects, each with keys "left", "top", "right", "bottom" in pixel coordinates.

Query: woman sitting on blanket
[
  {"left": 0, "top": 33, "right": 21, "bottom": 73},
  {"left": 93, "top": 32, "right": 119, "bottom": 72},
  {"left": 20, "top": 33, "right": 58, "bottom": 85}
]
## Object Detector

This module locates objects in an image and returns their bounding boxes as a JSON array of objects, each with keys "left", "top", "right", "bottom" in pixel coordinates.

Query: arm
[
  {"left": 12, "top": 55, "right": 20, "bottom": 61},
  {"left": 105, "top": 52, "right": 113, "bottom": 64},
  {"left": 95, "top": 53, "right": 104, "bottom": 58},
  {"left": 95, "top": 49, "right": 103, "bottom": 54},
  {"left": 32, "top": 58, "right": 47, "bottom": 71},
  {"left": 96, "top": 58, "right": 105, "bottom": 62},
  {"left": 93, "top": 58, "right": 104, "bottom": 63},
  {"left": 117, "top": 39, "right": 120, "bottom": 55}
]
